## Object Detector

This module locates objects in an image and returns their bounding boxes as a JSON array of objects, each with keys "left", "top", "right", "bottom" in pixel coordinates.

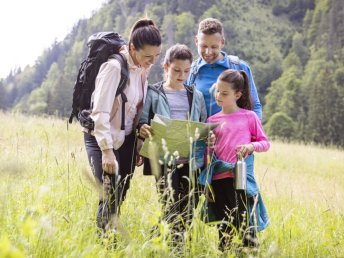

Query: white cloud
[{"left": 0, "top": 0, "right": 104, "bottom": 78}]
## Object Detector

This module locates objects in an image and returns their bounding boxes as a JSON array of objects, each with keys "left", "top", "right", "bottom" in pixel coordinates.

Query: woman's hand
[
  {"left": 236, "top": 143, "right": 254, "bottom": 158},
  {"left": 139, "top": 124, "right": 153, "bottom": 139},
  {"left": 102, "top": 149, "right": 118, "bottom": 174}
]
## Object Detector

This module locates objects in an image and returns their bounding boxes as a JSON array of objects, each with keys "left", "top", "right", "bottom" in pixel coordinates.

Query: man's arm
[{"left": 241, "top": 61, "right": 262, "bottom": 120}]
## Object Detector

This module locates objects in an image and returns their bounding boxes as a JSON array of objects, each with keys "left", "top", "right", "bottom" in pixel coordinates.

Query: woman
[{"left": 84, "top": 18, "right": 161, "bottom": 233}]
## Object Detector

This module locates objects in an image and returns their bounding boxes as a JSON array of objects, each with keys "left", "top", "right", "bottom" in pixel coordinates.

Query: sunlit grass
[{"left": 0, "top": 112, "right": 343, "bottom": 257}]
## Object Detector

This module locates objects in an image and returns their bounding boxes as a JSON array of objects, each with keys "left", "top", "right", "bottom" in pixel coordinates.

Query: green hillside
[{"left": 0, "top": 0, "right": 343, "bottom": 147}]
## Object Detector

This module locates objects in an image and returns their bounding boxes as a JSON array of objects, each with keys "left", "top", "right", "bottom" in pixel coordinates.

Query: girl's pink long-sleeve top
[{"left": 207, "top": 108, "right": 270, "bottom": 180}]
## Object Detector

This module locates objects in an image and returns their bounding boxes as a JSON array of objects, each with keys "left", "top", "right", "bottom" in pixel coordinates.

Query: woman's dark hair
[
  {"left": 163, "top": 44, "right": 193, "bottom": 65},
  {"left": 129, "top": 18, "right": 161, "bottom": 50},
  {"left": 218, "top": 69, "right": 252, "bottom": 110}
]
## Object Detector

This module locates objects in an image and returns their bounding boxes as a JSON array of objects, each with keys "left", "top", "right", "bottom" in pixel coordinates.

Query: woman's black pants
[{"left": 84, "top": 132, "right": 136, "bottom": 231}]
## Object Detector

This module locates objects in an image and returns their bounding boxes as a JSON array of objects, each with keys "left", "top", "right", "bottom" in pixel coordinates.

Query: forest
[{"left": 0, "top": 0, "right": 343, "bottom": 147}]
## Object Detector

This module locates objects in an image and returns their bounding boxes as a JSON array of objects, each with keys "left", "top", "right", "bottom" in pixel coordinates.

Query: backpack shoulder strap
[
  {"left": 110, "top": 53, "right": 129, "bottom": 92},
  {"left": 228, "top": 55, "right": 244, "bottom": 71},
  {"left": 228, "top": 55, "right": 240, "bottom": 65},
  {"left": 109, "top": 53, "right": 128, "bottom": 130}
]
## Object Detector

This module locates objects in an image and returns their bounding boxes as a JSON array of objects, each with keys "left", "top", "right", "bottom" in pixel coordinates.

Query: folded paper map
[{"left": 139, "top": 114, "right": 218, "bottom": 162}]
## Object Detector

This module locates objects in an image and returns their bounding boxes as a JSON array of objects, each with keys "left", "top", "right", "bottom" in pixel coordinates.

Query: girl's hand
[
  {"left": 102, "top": 149, "right": 118, "bottom": 174},
  {"left": 139, "top": 124, "right": 153, "bottom": 139},
  {"left": 236, "top": 143, "right": 254, "bottom": 158}
]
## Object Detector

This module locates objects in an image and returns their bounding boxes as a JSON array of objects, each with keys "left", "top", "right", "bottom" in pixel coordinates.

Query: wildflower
[{"left": 194, "top": 127, "right": 200, "bottom": 139}]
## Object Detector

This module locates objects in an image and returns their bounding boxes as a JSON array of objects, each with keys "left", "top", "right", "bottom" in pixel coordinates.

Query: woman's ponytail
[{"left": 128, "top": 18, "right": 161, "bottom": 50}]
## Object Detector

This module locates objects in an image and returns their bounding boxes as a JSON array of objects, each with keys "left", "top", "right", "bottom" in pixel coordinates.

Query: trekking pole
[{"left": 112, "top": 157, "right": 120, "bottom": 217}]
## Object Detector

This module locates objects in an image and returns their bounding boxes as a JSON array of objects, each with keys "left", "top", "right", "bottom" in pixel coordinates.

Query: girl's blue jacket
[{"left": 138, "top": 81, "right": 207, "bottom": 175}]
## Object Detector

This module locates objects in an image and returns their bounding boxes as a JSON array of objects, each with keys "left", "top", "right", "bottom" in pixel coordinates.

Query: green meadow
[{"left": 0, "top": 112, "right": 343, "bottom": 257}]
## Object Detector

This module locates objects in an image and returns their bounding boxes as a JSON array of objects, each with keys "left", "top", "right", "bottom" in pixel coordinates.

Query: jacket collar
[
  {"left": 148, "top": 81, "right": 194, "bottom": 94},
  {"left": 148, "top": 81, "right": 194, "bottom": 114},
  {"left": 195, "top": 51, "right": 229, "bottom": 72}
]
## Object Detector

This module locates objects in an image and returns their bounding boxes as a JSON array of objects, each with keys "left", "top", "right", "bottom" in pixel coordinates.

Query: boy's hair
[
  {"left": 218, "top": 69, "right": 252, "bottom": 110},
  {"left": 198, "top": 18, "right": 224, "bottom": 36},
  {"left": 129, "top": 18, "right": 161, "bottom": 50},
  {"left": 163, "top": 44, "right": 193, "bottom": 65}
]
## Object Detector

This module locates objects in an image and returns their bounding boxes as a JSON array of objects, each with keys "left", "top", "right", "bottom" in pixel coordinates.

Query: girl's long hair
[{"left": 218, "top": 69, "right": 252, "bottom": 110}]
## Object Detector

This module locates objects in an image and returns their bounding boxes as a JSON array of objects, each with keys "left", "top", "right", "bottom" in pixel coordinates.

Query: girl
[
  {"left": 138, "top": 44, "right": 207, "bottom": 242},
  {"left": 84, "top": 18, "right": 161, "bottom": 233},
  {"left": 203, "top": 69, "right": 270, "bottom": 251}
]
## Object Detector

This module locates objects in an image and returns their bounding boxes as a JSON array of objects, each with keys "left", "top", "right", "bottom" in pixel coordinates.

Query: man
[{"left": 187, "top": 18, "right": 262, "bottom": 118}]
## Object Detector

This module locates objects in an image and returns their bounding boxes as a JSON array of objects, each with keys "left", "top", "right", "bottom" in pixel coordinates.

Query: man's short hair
[{"left": 198, "top": 18, "right": 224, "bottom": 36}]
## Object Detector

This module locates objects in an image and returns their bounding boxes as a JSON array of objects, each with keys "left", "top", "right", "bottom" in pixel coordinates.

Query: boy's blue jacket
[
  {"left": 138, "top": 81, "right": 207, "bottom": 175},
  {"left": 187, "top": 51, "right": 262, "bottom": 119},
  {"left": 199, "top": 154, "right": 269, "bottom": 232}
]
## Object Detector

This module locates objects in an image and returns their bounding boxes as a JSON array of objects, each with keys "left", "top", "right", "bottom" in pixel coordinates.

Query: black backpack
[{"left": 68, "top": 32, "right": 129, "bottom": 130}]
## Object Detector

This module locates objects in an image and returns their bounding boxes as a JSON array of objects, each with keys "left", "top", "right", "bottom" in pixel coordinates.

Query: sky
[{"left": 0, "top": 0, "right": 105, "bottom": 79}]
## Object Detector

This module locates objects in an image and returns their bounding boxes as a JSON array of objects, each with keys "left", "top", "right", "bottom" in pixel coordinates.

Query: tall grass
[{"left": 0, "top": 112, "right": 343, "bottom": 257}]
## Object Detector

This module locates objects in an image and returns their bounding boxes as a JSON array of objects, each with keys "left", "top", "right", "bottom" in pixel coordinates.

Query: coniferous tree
[
  {"left": 175, "top": 12, "right": 196, "bottom": 48},
  {"left": 253, "top": 50, "right": 283, "bottom": 103},
  {"left": 306, "top": 65, "right": 343, "bottom": 145}
]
